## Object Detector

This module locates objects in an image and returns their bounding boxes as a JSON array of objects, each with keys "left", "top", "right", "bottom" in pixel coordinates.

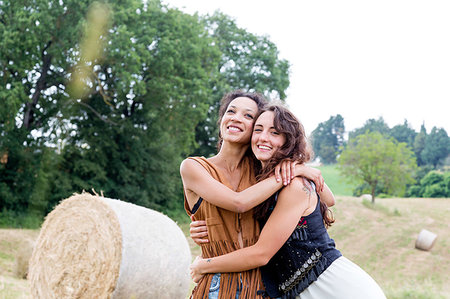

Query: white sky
[{"left": 163, "top": 0, "right": 450, "bottom": 135}]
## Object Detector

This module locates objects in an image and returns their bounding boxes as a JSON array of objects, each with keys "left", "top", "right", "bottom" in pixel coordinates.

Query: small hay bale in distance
[
  {"left": 415, "top": 229, "right": 437, "bottom": 251},
  {"left": 360, "top": 194, "right": 372, "bottom": 202},
  {"left": 28, "top": 193, "right": 191, "bottom": 299}
]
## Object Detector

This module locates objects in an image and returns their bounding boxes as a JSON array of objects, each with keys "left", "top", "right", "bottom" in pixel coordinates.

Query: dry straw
[
  {"left": 28, "top": 193, "right": 122, "bottom": 298},
  {"left": 28, "top": 193, "right": 191, "bottom": 299}
]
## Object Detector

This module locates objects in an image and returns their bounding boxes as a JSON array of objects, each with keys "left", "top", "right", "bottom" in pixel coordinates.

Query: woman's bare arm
[
  {"left": 318, "top": 183, "right": 335, "bottom": 207},
  {"left": 180, "top": 158, "right": 321, "bottom": 213},
  {"left": 189, "top": 172, "right": 331, "bottom": 245},
  {"left": 180, "top": 158, "right": 283, "bottom": 213},
  {"left": 189, "top": 178, "right": 312, "bottom": 280}
]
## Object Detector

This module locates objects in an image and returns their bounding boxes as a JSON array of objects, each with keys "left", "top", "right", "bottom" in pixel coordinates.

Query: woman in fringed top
[
  {"left": 189, "top": 105, "right": 386, "bottom": 299},
  {"left": 180, "top": 91, "right": 325, "bottom": 298}
]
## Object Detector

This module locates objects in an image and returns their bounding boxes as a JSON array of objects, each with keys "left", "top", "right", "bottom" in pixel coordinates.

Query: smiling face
[
  {"left": 219, "top": 97, "right": 259, "bottom": 145},
  {"left": 251, "top": 111, "right": 286, "bottom": 165}
]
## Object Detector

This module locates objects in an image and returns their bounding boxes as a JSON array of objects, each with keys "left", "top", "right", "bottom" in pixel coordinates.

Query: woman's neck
[{"left": 213, "top": 141, "right": 249, "bottom": 172}]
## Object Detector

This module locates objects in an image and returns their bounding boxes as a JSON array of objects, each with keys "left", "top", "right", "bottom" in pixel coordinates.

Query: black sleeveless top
[{"left": 258, "top": 185, "right": 342, "bottom": 298}]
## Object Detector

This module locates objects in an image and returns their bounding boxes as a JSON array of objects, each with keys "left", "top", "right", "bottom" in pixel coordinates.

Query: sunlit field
[{"left": 1, "top": 196, "right": 448, "bottom": 299}]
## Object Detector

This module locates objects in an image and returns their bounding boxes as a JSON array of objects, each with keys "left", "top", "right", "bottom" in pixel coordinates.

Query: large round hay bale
[
  {"left": 28, "top": 193, "right": 191, "bottom": 299},
  {"left": 415, "top": 229, "right": 437, "bottom": 251}
]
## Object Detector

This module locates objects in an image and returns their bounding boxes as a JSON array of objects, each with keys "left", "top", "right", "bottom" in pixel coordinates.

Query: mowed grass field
[
  {"left": 317, "top": 164, "right": 357, "bottom": 196},
  {"left": 328, "top": 197, "right": 449, "bottom": 298},
  {"left": 1, "top": 196, "right": 448, "bottom": 298}
]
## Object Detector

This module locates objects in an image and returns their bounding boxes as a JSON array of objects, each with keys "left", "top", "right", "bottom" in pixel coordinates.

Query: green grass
[
  {"left": 1, "top": 197, "right": 449, "bottom": 298},
  {"left": 317, "top": 164, "right": 357, "bottom": 196},
  {"left": 0, "top": 211, "right": 43, "bottom": 229}
]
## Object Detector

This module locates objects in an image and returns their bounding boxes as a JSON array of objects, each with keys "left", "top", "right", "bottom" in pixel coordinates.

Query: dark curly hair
[{"left": 253, "top": 105, "right": 334, "bottom": 228}]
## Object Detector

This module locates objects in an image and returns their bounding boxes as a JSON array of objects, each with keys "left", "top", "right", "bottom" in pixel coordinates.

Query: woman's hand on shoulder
[
  {"left": 293, "top": 164, "right": 324, "bottom": 192},
  {"left": 274, "top": 159, "right": 296, "bottom": 185},
  {"left": 274, "top": 161, "right": 324, "bottom": 191}
]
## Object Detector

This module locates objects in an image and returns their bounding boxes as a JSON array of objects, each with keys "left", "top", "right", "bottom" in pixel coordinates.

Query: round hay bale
[
  {"left": 28, "top": 193, "right": 191, "bottom": 299},
  {"left": 360, "top": 194, "right": 372, "bottom": 202},
  {"left": 415, "top": 229, "right": 437, "bottom": 251}
]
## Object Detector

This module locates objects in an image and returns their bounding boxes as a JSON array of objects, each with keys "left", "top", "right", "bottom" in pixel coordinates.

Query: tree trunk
[
  {"left": 371, "top": 185, "right": 376, "bottom": 204},
  {"left": 23, "top": 42, "right": 52, "bottom": 130}
]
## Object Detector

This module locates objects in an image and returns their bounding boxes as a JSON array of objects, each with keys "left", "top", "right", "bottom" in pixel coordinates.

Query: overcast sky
[{"left": 163, "top": 0, "right": 449, "bottom": 135}]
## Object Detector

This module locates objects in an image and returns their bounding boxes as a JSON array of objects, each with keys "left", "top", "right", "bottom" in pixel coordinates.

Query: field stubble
[
  {"left": 329, "top": 196, "right": 449, "bottom": 299},
  {"left": 0, "top": 197, "right": 448, "bottom": 299}
]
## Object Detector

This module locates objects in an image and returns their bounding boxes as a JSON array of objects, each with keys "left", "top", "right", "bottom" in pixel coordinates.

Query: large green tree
[
  {"left": 338, "top": 131, "right": 417, "bottom": 203},
  {"left": 311, "top": 114, "right": 345, "bottom": 164},
  {"left": 1, "top": 0, "right": 219, "bottom": 216},
  {"left": 1, "top": 0, "right": 92, "bottom": 216},
  {"left": 1, "top": 0, "right": 89, "bottom": 132},
  {"left": 0, "top": 0, "right": 290, "bottom": 220},
  {"left": 55, "top": 1, "right": 223, "bottom": 215},
  {"left": 59, "top": 1, "right": 221, "bottom": 213}
]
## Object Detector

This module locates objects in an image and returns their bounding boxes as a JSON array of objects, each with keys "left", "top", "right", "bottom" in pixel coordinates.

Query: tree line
[
  {"left": 311, "top": 116, "right": 449, "bottom": 201},
  {"left": 0, "top": 0, "right": 289, "bottom": 225},
  {"left": 1, "top": 1, "right": 447, "bottom": 227}
]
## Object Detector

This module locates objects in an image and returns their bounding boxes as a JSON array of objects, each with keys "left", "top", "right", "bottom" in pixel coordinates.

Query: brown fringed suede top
[{"left": 184, "top": 156, "right": 264, "bottom": 299}]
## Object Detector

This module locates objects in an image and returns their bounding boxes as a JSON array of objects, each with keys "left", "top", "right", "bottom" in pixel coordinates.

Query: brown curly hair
[{"left": 253, "top": 105, "right": 334, "bottom": 228}]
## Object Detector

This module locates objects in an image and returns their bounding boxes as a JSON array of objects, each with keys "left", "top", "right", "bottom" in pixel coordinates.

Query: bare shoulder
[
  {"left": 285, "top": 177, "right": 311, "bottom": 192},
  {"left": 180, "top": 158, "right": 202, "bottom": 177},
  {"left": 279, "top": 178, "right": 311, "bottom": 201},
  {"left": 276, "top": 179, "right": 313, "bottom": 214},
  {"left": 180, "top": 157, "right": 194, "bottom": 169}
]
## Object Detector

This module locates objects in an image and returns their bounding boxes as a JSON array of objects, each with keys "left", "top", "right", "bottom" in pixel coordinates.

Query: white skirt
[{"left": 297, "top": 256, "right": 386, "bottom": 299}]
